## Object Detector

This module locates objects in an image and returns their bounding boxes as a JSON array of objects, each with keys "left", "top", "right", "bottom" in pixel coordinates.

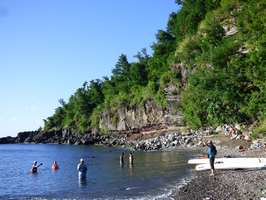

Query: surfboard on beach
[
  {"left": 188, "top": 157, "right": 266, "bottom": 165},
  {"left": 195, "top": 160, "right": 266, "bottom": 171}
]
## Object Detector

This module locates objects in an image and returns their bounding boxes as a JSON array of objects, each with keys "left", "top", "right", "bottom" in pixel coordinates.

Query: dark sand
[
  {"left": 176, "top": 169, "right": 266, "bottom": 200},
  {"left": 175, "top": 135, "right": 266, "bottom": 200}
]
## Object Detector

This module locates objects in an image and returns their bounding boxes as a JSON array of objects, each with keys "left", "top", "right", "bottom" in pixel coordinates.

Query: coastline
[
  {"left": 0, "top": 127, "right": 209, "bottom": 151},
  {"left": 2, "top": 128, "right": 266, "bottom": 199}
]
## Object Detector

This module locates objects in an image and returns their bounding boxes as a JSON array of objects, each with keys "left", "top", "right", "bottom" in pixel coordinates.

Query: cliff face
[
  {"left": 42, "top": 1, "right": 266, "bottom": 136},
  {"left": 99, "top": 84, "right": 184, "bottom": 132}
]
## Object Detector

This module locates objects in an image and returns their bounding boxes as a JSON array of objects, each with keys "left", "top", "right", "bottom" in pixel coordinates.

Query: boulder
[
  {"left": 81, "top": 134, "right": 94, "bottom": 145},
  {"left": 236, "top": 145, "right": 244, "bottom": 151},
  {"left": 250, "top": 140, "right": 263, "bottom": 149},
  {"left": 215, "top": 126, "right": 223, "bottom": 133},
  {"left": 244, "top": 135, "right": 251, "bottom": 142},
  {"left": 235, "top": 124, "right": 241, "bottom": 130}
]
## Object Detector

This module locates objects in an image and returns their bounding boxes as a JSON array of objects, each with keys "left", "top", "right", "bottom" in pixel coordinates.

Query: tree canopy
[{"left": 44, "top": 0, "right": 266, "bottom": 137}]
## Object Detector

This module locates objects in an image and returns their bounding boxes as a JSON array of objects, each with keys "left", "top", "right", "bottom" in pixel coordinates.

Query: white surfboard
[
  {"left": 188, "top": 157, "right": 266, "bottom": 165},
  {"left": 195, "top": 161, "right": 266, "bottom": 171}
]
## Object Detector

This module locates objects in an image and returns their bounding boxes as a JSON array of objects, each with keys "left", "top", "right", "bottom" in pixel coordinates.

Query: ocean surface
[{"left": 0, "top": 144, "right": 195, "bottom": 200}]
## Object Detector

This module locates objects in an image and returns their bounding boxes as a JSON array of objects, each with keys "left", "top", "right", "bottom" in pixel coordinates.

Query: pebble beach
[{"left": 175, "top": 139, "right": 266, "bottom": 200}]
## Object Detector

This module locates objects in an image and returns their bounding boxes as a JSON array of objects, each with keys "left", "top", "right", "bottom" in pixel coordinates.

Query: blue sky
[{"left": 0, "top": 0, "right": 178, "bottom": 137}]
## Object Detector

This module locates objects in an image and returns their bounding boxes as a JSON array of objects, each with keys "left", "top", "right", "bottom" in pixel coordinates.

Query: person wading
[
  {"left": 77, "top": 158, "right": 87, "bottom": 180},
  {"left": 120, "top": 152, "right": 125, "bottom": 166},
  {"left": 51, "top": 161, "right": 59, "bottom": 171},
  {"left": 31, "top": 161, "right": 42, "bottom": 174},
  {"left": 207, "top": 140, "right": 217, "bottom": 176},
  {"left": 129, "top": 152, "right": 134, "bottom": 166}
]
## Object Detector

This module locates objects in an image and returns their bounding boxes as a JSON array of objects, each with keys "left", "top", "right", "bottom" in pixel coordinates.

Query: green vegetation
[
  {"left": 252, "top": 119, "right": 266, "bottom": 139},
  {"left": 181, "top": 0, "right": 266, "bottom": 129},
  {"left": 44, "top": 0, "right": 266, "bottom": 135}
]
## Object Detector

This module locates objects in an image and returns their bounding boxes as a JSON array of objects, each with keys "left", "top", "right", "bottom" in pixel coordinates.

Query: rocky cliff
[{"left": 99, "top": 84, "right": 184, "bottom": 132}]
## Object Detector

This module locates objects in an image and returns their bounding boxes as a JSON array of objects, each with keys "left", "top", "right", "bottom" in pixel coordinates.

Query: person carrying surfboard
[{"left": 207, "top": 140, "right": 217, "bottom": 176}]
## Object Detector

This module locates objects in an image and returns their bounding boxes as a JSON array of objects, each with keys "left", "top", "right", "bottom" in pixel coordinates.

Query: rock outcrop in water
[{"left": 0, "top": 127, "right": 214, "bottom": 152}]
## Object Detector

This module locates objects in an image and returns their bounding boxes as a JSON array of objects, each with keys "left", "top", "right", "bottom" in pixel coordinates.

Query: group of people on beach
[{"left": 31, "top": 159, "right": 88, "bottom": 180}]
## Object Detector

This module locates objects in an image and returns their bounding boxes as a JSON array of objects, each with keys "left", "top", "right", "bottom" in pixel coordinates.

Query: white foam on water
[
  {"left": 12, "top": 175, "right": 194, "bottom": 200},
  {"left": 92, "top": 176, "right": 193, "bottom": 200},
  {"left": 27, "top": 175, "right": 194, "bottom": 200},
  {"left": 125, "top": 186, "right": 139, "bottom": 191}
]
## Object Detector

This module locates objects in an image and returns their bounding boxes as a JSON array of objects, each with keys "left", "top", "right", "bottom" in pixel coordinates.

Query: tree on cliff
[{"left": 43, "top": 0, "right": 266, "bottom": 138}]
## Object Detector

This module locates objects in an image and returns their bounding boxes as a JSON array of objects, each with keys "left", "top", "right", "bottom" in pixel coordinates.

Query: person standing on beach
[
  {"left": 77, "top": 158, "right": 87, "bottom": 180},
  {"left": 207, "top": 140, "right": 217, "bottom": 176}
]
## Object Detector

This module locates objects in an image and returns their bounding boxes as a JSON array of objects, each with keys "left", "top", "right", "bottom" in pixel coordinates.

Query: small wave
[
  {"left": 125, "top": 186, "right": 138, "bottom": 191},
  {"left": 27, "top": 175, "right": 194, "bottom": 200}
]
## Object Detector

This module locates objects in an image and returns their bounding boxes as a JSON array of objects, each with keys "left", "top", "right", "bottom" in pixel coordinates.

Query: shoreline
[
  {"left": 175, "top": 145, "right": 266, "bottom": 200},
  {"left": 0, "top": 127, "right": 209, "bottom": 151},
  {"left": 2, "top": 128, "right": 266, "bottom": 199}
]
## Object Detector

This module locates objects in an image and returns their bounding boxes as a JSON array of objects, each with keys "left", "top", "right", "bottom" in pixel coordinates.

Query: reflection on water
[
  {"left": 128, "top": 163, "right": 134, "bottom": 177},
  {"left": 119, "top": 152, "right": 125, "bottom": 167},
  {"left": 78, "top": 177, "right": 87, "bottom": 187}
]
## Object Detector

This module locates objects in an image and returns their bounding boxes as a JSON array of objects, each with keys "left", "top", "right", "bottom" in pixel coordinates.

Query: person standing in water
[
  {"left": 120, "top": 152, "right": 124, "bottom": 166},
  {"left": 51, "top": 161, "right": 59, "bottom": 170},
  {"left": 77, "top": 158, "right": 87, "bottom": 180},
  {"left": 129, "top": 152, "right": 134, "bottom": 166},
  {"left": 31, "top": 161, "right": 42, "bottom": 174},
  {"left": 207, "top": 140, "right": 217, "bottom": 176}
]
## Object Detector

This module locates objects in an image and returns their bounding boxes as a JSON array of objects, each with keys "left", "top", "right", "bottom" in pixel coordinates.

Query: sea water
[{"left": 0, "top": 144, "right": 194, "bottom": 200}]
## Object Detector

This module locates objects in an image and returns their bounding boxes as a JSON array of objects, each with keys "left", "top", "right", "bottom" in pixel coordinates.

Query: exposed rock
[
  {"left": 215, "top": 126, "right": 223, "bottom": 133},
  {"left": 236, "top": 145, "right": 244, "bottom": 151},
  {"left": 230, "top": 134, "right": 237, "bottom": 140},
  {"left": 99, "top": 96, "right": 184, "bottom": 133},
  {"left": 99, "top": 100, "right": 165, "bottom": 131},
  {"left": 172, "top": 63, "right": 189, "bottom": 87},
  {"left": 129, "top": 129, "right": 208, "bottom": 151},
  {"left": 250, "top": 140, "right": 264, "bottom": 149},
  {"left": 235, "top": 124, "right": 241, "bottom": 130},
  {"left": 16, "top": 131, "right": 37, "bottom": 143},
  {"left": 224, "top": 25, "right": 238, "bottom": 36},
  {"left": 238, "top": 46, "right": 250, "bottom": 54},
  {"left": 223, "top": 17, "right": 238, "bottom": 37},
  {"left": 244, "top": 135, "right": 251, "bottom": 142}
]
